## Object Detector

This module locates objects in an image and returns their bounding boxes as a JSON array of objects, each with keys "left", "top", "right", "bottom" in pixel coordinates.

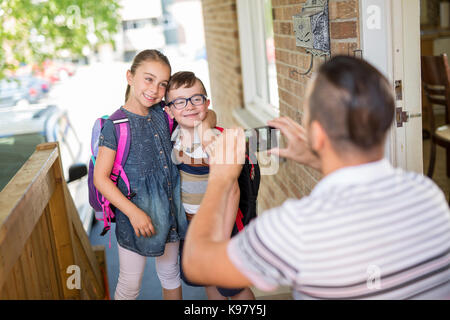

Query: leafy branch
[{"left": 0, "top": 0, "right": 121, "bottom": 78}]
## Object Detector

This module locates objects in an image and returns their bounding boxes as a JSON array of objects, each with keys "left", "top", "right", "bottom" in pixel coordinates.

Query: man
[{"left": 182, "top": 56, "right": 450, "bottom": 299}]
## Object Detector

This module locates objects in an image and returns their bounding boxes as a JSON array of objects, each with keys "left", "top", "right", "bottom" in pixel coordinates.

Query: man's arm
[
  {"left": 182, "top": 178, "right": 251, "bottom": 288},
  {"left": 223, "top": 181, "right": 240, "bottom": 239},
  {"left": 182, "top": 128, "right": 252, "bottom": 288}
]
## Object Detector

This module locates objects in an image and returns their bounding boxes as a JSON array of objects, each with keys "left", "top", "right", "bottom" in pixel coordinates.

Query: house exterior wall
[
  {"left": 201, "top": 0, "right": 244, "bottom": 126},
  {"left": 201, "top": 0, "right": 361, "bottom": 212}
]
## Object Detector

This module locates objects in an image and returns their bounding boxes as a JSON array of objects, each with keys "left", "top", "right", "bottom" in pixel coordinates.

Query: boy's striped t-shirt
[
  {"left": 178, "top": 159, "right": 209, "bottom": 214},
  {"left": 172, "top": 127, "right": 221, "bottom": 215}
]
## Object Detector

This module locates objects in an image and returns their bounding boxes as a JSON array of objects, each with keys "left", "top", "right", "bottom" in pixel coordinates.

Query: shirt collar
[
  {"left": 311, "top": 158, "right": 395, "bottom": 196},
  {"left": 172, "top": 126, "right": 206, "bottom": 158},
  {"left": 171, "top": 126, "right": 201, "bottom": 144}
]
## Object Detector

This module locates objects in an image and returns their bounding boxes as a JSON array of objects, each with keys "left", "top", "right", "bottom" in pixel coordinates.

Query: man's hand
[
  {"left": 205, "top": 128, "right": 246, "bottom": 181},
  {"left": 268, "top": 117, "right": 322, "bottom": 172}
]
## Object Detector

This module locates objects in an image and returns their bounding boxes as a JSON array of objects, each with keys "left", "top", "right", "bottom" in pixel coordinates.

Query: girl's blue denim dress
[{"left": 99, "top": 104, "right": 187, "bottom": 257}]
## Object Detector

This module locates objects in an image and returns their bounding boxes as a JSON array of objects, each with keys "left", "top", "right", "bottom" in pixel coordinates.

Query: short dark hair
[
  {"left": 165, "top": 71, "right": 207, "bottom": 102},
  {"left": 308, "top": 56, "right": 395, "bottom": 152}
]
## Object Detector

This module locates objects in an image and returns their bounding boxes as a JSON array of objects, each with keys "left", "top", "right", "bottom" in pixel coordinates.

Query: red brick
[
  {"left": 330, "top": 41, "right": 358, "bottom": 56},
  {"left": 329, "top": 0, "right": 358, "bottom": 20},
  {"left": 330, "top": 21, "right": 358, "bottom": 39}
]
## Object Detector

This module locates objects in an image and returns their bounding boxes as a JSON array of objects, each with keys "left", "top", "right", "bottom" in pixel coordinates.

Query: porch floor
[
  {"left": 89, "top": 221, "right": 207, "bottom": 300},
  {"left": 89, "top": 221, "right": 292, "bottom": 300}
]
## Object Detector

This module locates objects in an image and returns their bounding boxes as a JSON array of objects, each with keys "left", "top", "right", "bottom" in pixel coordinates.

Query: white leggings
[{"left": 114, "top": 241, "right": 181, "bottom": 300}]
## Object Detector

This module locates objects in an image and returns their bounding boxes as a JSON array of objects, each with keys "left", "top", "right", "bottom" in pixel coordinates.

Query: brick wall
[
  {"left": 201, "top": 0, "right": 243, "bottom": 126},
  {"left": 201, "top": 0, "right": 361, "bottom": 212}
]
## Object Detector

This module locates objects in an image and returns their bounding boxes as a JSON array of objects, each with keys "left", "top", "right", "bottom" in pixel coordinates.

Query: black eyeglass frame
[{"left": 166, "top": 94, "right": 208, "bottom": 110}]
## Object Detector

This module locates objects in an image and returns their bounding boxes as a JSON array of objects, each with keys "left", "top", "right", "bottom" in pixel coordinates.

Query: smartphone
[{"left": 244, "top": 126, "right": 280, "bottom": 154}]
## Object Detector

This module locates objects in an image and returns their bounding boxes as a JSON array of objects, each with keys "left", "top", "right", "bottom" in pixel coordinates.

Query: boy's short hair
[
  {"left": 165, "top": 71, "right": 208, "bottom": 102},
  {"left": 309, "top": 56, "right": 395, "bottom": 153}
]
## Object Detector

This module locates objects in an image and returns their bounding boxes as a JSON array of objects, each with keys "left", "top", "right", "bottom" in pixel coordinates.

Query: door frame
[{"left": 359, "top": 0, "right": 423, "bottom": 173}]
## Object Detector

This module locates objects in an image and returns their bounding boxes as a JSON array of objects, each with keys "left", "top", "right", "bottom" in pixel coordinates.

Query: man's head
[
  {"left": 304, "top": 56, "right": 395, "bottom": 161},
  {"left": 165, "top": 71, "right": 210, "bottom": 128}
]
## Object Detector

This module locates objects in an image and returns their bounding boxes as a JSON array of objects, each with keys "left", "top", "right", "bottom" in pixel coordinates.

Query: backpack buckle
[
  {"left": 100, "top": 226, "right": 110, "bottom": 236},
  {"left": 110, "top": 172, "right": 119, "bottom": 182},
  {"left": 127, "top": 191, "right": 136, "bottom": 200}
]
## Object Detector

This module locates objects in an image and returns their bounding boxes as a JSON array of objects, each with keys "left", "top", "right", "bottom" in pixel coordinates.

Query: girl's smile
[{"left": 143, "top": 92, "right": 158, "bottom": 103}]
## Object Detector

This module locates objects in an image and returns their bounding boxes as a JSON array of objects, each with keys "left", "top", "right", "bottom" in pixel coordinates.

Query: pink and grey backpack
[{"left": 88, "top": 106, "right": 175, "bottom": 243}]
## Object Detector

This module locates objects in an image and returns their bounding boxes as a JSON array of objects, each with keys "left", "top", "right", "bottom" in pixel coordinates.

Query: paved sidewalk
[{"left": 89, "top": 220, "right": 207, "bottom": 300}]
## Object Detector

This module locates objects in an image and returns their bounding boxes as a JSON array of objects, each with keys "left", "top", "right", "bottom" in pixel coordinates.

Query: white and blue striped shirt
[{"left": 227, "top": 159, "right": 450, "bottom": 299}]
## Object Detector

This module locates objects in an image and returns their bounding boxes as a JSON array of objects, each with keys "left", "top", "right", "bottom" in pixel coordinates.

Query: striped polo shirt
[
  {"left": 172, "top": 127, "right": 221, "bottom": 215},
  {"left": 227, "top": 159, "right": 450, "bottom": 299}
]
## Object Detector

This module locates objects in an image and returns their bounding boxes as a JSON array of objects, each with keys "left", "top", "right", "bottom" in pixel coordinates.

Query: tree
[{"left": 0, "top": 0, "right": 121, "bottom": 78}]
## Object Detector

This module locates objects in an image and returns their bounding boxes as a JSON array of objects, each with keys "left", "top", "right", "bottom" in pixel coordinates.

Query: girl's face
[{"left": 127, "top": 60, "right": 170, "bottom": 107}]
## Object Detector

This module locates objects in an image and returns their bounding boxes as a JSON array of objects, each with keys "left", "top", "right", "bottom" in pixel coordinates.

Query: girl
[{"left": 93, "top": 49, "right": 214, "bottom": 300}]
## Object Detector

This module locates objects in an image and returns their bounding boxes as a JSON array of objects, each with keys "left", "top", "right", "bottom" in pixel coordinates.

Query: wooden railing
[{"left": 0, "top": 142, "right": 108, "bottom": 299}]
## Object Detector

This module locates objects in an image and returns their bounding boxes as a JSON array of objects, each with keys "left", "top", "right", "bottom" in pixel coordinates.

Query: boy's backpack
[
  {"left": 214, "top": 127, "right": 261, "bottom": 234},
  {"left": 234, "top": 155, "right": 260, "bottom": 233},
  {"left": 88, "top": 105, "right": 175, "bottom": 239}
]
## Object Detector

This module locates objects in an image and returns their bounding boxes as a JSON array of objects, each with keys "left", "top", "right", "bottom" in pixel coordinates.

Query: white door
[{"left": 360, "top": 0, "right": 423, "bottom": 173}]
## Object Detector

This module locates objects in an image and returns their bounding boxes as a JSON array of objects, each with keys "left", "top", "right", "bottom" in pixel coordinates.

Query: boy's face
[{"left": 166, "top": 80, "right": 210, "bottom": 128}]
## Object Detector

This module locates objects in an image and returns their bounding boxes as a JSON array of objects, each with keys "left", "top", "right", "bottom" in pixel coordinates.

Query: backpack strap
[
  {"left": 108, "top": 109, "right": 130, "bottom": 167},
  {"left": 165, "top": 111, "right": 175, "bottom": 133},
  {"left": 108, "top": 108, "right": 132, "bottom": 198},
  {"left": 162, "top": 101, "right": 177, "bottom": 134},
  {"left": 236, "top": 208, "right": 245, "bottom": 232}
]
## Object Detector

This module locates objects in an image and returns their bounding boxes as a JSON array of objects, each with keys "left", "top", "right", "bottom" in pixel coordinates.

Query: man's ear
[
  {"left": 310, "top": 120, "right": 326, "bottom": 154},
  {"left": 205, "top": 99, "right": 211, "bottom": 109}
]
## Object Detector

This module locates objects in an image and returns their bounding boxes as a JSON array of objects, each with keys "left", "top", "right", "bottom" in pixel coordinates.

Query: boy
[{"left": 165, "top": 71, "right": 255, "bottom": 300}]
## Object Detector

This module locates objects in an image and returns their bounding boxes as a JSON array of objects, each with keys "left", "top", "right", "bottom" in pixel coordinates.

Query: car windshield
[{"left": 0, "top": 133, "right": 45, "bottom": 191}]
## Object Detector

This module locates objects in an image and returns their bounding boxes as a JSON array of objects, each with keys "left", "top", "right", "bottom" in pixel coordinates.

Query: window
[{"left": 236, "top": 0, "right": 279, "bottom": 124}]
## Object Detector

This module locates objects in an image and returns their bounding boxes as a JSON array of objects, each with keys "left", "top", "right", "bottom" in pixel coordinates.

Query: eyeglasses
[{"left": 167, "top": 94, "right": 207, "bottom": 110}]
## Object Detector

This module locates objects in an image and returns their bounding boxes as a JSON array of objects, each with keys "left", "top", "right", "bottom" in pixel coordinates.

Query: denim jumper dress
[{"left": 99, "top": 104, "right": 187, "bottom": 257}]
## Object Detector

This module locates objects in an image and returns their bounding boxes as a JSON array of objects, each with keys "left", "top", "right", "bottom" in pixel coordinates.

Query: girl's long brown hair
[{"left": 125, "top": 49, "right": 171, "bottom": 103}]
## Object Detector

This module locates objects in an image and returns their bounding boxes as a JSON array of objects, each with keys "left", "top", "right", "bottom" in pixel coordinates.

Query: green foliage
[{"left": 0, "top": 0, "right": 121, "bottom": 78}]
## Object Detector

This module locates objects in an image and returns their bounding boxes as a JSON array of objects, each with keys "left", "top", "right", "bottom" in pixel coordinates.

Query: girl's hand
[
  {"left": 128, "top": 208, "right": 156, "bottom": 238},
  {"left": 199, "top": 110, "right": 217, "bottom": 149}
]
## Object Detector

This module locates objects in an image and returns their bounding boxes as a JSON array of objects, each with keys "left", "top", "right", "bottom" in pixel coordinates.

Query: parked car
[
  {"left": 16, "top": 75, "right": 50, "bottom": 104},
  {"left": 0, "top": 75, "right": 49, "bottom": 108},
  {"left": 0, "top": 78, "right": 28, "bottom": 108},
  {"left": 0, "top": 104, "right": 93, "bottom": 234},
  {"left": 41, "top": 60, "right": 76, "bottom": 84}
]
